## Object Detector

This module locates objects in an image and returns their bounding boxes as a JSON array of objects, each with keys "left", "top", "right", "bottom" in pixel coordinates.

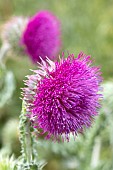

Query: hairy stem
[{"left": 19, "top": 102, "right": 34, "bottom": 163}]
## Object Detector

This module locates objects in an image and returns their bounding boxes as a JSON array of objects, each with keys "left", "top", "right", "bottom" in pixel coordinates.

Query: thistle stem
[
  {"left": 25, "top": 120, "right": 33, "bottom": 163},
  {"left": 19, "top": 102, "right": 34, "bottom": 163},
  {"left": 0, "top": 43, "right": 10, "bottom": 68},
  {"left": 90, "top": 137, "right": 101, "bottom": 168}
]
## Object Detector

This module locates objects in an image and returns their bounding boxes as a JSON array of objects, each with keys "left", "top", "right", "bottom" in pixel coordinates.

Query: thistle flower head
[
  {"left": 22, "top": 52, "right": 103, "bottom": 141},
  {"left": 1, "top": 16, "right": 28, "bottom": 52},
  {"left": 22, "top": 10, "right": 61, "bottom": 63}
]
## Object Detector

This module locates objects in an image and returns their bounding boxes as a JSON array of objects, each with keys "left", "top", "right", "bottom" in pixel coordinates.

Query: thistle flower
[
  {"left": 22, "top": 52, "right": 102, "bottom": 141},
  {"left": 0, "top": 16, "right": 28, "bottom": 59},
  {"left": 1, "top": 16, "right": 28, "bottom": 50},
  {"left": 22, "top": 11, "right": 61, "bottom": 63}
]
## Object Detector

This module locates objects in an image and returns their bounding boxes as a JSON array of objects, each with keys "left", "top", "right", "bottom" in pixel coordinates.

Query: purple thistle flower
[
  {"left": 22, "top": 10, "right": 61, "bottom": 63},
  {"left": 22, "top": 52, "right": 103, "bottom": 141}
]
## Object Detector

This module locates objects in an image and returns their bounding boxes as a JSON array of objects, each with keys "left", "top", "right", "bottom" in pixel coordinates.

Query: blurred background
[{"left": 0, "top": 0, "right": 113, "bottom": 170}]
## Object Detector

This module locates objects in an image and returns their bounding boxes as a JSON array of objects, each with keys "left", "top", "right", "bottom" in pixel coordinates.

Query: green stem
[
  {"left": 0, "top": 43, "right": 10, "bottom": 68},
  {"left": 18, "top": 102, "right": 46, "bottom": 170},
  {"left": 19, "top": 102, "right": 34, "bottom": 163},
  {"left": 25, "top": 120, "right": 33, "bottom": 163}
]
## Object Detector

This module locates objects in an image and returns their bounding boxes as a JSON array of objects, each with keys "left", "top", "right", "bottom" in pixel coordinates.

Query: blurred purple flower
[
  {"left": 22, "top": 52, "right": 103, "bottom": 141},
  {"left": 22, "top": 10, "right": 61, "bottom": 63}
]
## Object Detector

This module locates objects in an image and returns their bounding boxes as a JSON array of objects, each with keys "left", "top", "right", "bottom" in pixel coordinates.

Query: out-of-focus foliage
[
  {"left": 0, "top": 67, "right": 15, "bottom": 109},
  {"left": 0, "top": 154, "right": 16, "bottom": 170},
  {"left": 1, "top": 119, "right": 20, "bottom": 157}
]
